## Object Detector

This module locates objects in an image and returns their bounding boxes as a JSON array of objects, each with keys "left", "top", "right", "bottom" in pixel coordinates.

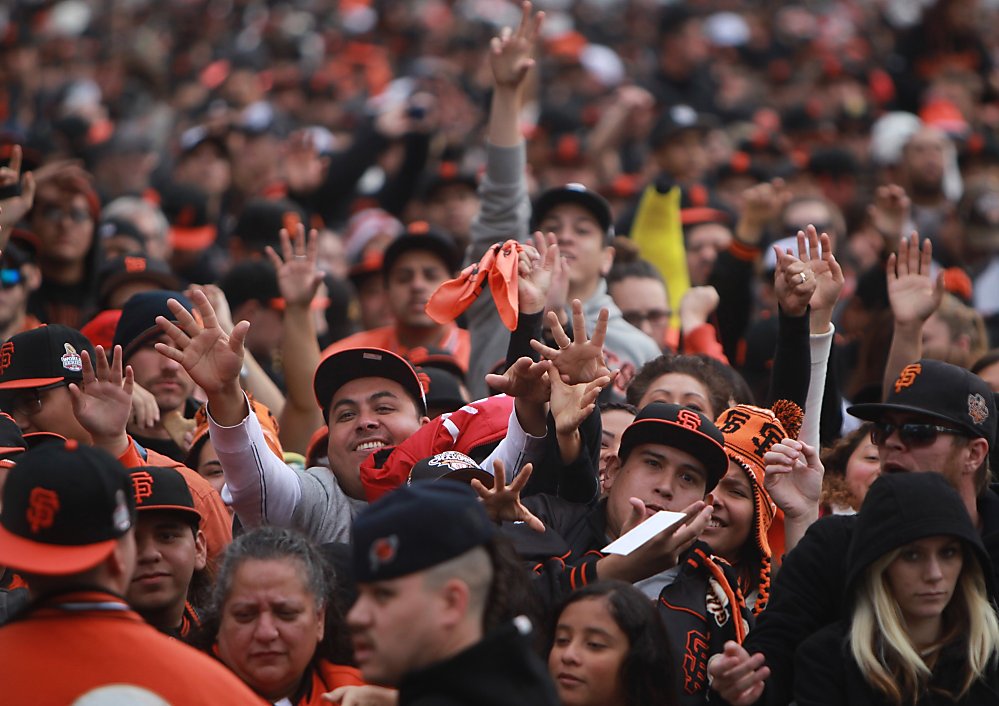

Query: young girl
[
  {"left": 549, "top": 581, "right": 674, "bottom": 706},
  {"left": 794, "top": 472, "right": 999, "bottom": 705}
]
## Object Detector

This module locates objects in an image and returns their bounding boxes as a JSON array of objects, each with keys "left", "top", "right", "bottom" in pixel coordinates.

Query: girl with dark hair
[
  {"left": 548, "top": 580, "right": 674, "bottom": 706},
  {"left": 819, "top": 422, "right": 878, "bottom": 514}
]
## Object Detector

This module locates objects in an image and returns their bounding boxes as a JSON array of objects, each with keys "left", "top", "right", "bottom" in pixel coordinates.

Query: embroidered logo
[
  {"left": 124, "top": 256, "right": 147, "bottom": 273},
  {"left": 895, "top": 363, "right": 922, "bottom": 393},
  {"left": 426, "top": 451, "right": 477, "bottom": 471},
  {"left": 416, "top": 372, "right": 431, "bottom": 395},
  {"left": 752, "top": 421, "right": 785, "bottom": 457},
  {"left": 717, "top": 408, "right": 751, "bottom": 434},
  {"left": 26, "top": 487, "right": 60, "bottom": 533},
  {"left": 131, "top": 471, "right": 155, "bottom": 505},
  {"left": 369, "top": 535, "right": 399, "bottom": 573},
  {"left": 969, "top": 393, "right": 990, "bottom": 425},
  {"left": 682, "top": 630, "right": 709, "bottom": 694},
  {"left": 61, "top": 343, "right": 83, "bottom": 373},
  {"left": 0, "top": 341, "right": 13, "bottom": 374},
  {"left": 676, "top": 409, "right": 703, "bottom": 431}
]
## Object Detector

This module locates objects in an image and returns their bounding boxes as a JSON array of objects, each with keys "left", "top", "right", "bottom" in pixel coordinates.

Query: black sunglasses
[{"left": 870, "top": 422, "right": 968, "bottom": 448}]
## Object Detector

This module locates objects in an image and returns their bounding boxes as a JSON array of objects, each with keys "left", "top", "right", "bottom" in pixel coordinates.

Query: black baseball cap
[
  {"left": 0, "top": 324, "right": 94, "bottom": 390},
  {"left": 314, "top": 347, "right": 428, "bottom": 419},
  {"left": 232, "top": 198, "right": 308, "bottom": 254},
  {"left": 408, "top": 451, "right": 493, "bottom": 487},
  {"left": 160, "top": 182, "right": 217, "bottom": 252},
  {"left": 418, "top": 161, "right": 478, "bottom": 200},
  {"left": 352, "top": 481, "right": 494, "bottom": 582},
  {"left": 650, "top": 104, "right": 718, "bottom": 148},
  {"left": 0, "top": 412, "right": 26, "bottom": 457},
  {"left": 0, "top": 441, "right": 135, "bottom": 575},
  {"left": 531, "top": 183, "right": 614, "bottom": 242},
  {"left": 96, "top": 217, "right": 146, "bottom": 251},
  {"left": 112, "top": 290, "right": 195, "bottom": 361},
  {"left": 848, "top": 359, "right": 997, "bottom": 444},
  {"left": 129, "top": 466, "right": 201, "bottom": 524},
  {"left": 416, "top": 366, "right": 468, "bottom": 415},
  {"left": 381, "top": 222, "right": 461, "bottom": 278},
  {"left": 618, "top": 402, "right": 728, "bottom": 492},
  {"left": 97, "top": 255, "right": 181, "bottom": 308}
]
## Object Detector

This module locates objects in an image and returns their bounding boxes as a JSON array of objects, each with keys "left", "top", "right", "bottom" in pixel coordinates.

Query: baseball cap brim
[
  {"left": 23, "top": 431, "right": 68, "bottom": 449},
  {"left": 619, "top": 418, "right": 729, "bottom": 491},
  {"left": 0, "top": 377, "right": 66, "bottom": 390},
  {"left": 170, "top": 225, "right": 217, "bottom": 251},
  {"left": 532, "top": 186, "right": 613, "bottom": 235},
  {"left": 99, "top": 271, "right": 181, "bottom": 302},
  {"left": 846, "top": 401, "right": 986, "bottom": 439},
  {"left": 0, "top": 524, "right": 117, "bottom": 575},
  {"left": 314, "top": 347, "right": 427, "bottom": 417},
  {"left": 136, "top": 504, "right": 202, "bottom": 521},
  {"left": 383, "top": 233, "right": 460, "bottom": 276}
]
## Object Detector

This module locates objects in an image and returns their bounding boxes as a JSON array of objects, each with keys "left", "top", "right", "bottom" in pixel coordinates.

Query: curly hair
[{"left": 625, "top": 353, "right": 732, "bottom": 418}]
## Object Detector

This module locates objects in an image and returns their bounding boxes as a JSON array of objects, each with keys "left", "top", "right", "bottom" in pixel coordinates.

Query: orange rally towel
[{"left": 426, "top": 240, "right": 522, "bottom": 330}]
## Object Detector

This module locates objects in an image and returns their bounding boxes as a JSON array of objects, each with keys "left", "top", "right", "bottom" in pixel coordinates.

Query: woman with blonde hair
[{"left": 794, "top": 472, "right": 999, "bottom": 705}]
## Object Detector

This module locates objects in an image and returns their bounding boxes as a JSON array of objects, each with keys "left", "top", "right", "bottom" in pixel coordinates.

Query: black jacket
[
  {"left": 740, "top": 483, "right": 999, "bottom": 706},
  {"left": 794, "top": 621, "right": 999, "bottom": 706},
  {"left": 398, "top": 619, "right": 559, "bottom": 706}
]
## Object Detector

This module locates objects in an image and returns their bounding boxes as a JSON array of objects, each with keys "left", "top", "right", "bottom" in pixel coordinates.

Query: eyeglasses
[
  {"left": 0, "top": 382, "right": 66, "bottom": 418},
  {"left": 0, "top": 269, "right": 23, "bottom": 289},
  {"left": 622, "top": 309, "right": 672, "bottom": 328},
  {"left": 870, "top": 422, "right": 968, "bottom": 448},
  {"left": 39, "top": 205, "right": 91, "bottom": 224}
]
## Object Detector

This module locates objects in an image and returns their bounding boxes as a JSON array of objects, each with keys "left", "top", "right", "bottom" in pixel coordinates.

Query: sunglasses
[
  {"left": 870, "top": 422, "right": 968, "bottom": 448},
  {"left": 0, "top": 269, "right": 24, "bottom": 289}
]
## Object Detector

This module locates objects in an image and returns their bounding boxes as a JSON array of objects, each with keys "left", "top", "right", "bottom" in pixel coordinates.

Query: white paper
[{"left": 601, "top": 510, "right": 688, "bottom": 555}]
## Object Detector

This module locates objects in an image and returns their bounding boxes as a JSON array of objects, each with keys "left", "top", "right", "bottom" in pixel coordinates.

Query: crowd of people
[{"left": 3, "top": 0, "right": 999, "bottom": 703}]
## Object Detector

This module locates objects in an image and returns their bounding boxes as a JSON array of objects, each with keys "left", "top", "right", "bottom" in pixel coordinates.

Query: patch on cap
[
  {"left": 131, "top": 471, "right": 154, "bottom": 505},
  {"left": 425, "top": 451, "right": 478, "bottom": 472},
  {"left": 27, "top": 487, "right": 60, "bottom": 533},
  {"left": 112, "top": 489, "right": 131, "bottom": 532},
  {"left": 969, "top": 393, "right": 990, "bottom": 425},
  {"left": 61, "top": 343, "right": 83, "bottom": 373},
  {"left": 369, "top": 535, "right": 399, "bottom": 573},
  {"left": 894, "top": 363, "right": 921, "bottom": 393},
  {"left": 0, "top": 341, "right": 13, "bottom": 375},
  {"left": 676, "top": 408, "right": 703, "bottom": 431},
  {"left": 670, "top": 104, "right": 698, "bottom": 127}
]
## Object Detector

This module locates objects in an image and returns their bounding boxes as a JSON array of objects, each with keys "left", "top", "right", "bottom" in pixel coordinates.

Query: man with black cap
[
  {"left": 710, "top": 358, "right": 999, "bottom": 706},
  {"left": 0, "top": 234, "right": 41, "bottom": 342},
  {"left": 157, "top": 290, "right": 545, "bottom": 544},
  {"left": 347, "top": 481, "right": 559, "bottom": 705},
  {"left": 0, "top": 322, "right": 232, "bottom": 565},
  {"left": 323, "top": 222, "right": 469, "bottom": 373},
  {"left": 0, "top": 442, "right": 262, "bottom": 704}
]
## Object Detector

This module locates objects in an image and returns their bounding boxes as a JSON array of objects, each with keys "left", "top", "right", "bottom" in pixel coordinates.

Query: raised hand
[
  {"left": 707, "top": 641, "right": 770, "bottom": 706},
  {"left": 70, "top": 345, "right": 133, "bottom": 454},
  {"left": 471, "top": 459, "right": 545, "bottom": 532},
  {"left": 185, "top": 283, "right": 234, "bottom": 334},
  {"left": 679, "top": 285, "right": 720, "bottom": 333},
  {"left": 489, "top": 1, "right": 544, "bottom": 90},
  {"left": 484, "top": 356, "right": 550, "bottom": 405},
  {"left": 154, "top": 289, "right": 249, "bottom": 398},
  {"left": 737, "top": 178, "right": 790, "bottom": 245},
  {"left": 532, "top": 299, "right": 612, "bottom": 385},
  {"left": 597, "top": 499, "right": 713, "bottom": 583},
  {"left": 283, "top": 129, "right": 328, "bottom": 194},
  {"left": 518, "top": 231, "right": 562, "bottom": 315},
  {"left": 773, "top": 233, "right": 817, "bottom": 317},
  {"left": 128, "top": 381, "right": 160, "bottom": 431},
  {"left": 266, "top": 222, "right": 324, "bottom": 309},
  {"left": 549, "top": 362, "right": 611, "bottom": 437},
  {"left": 0, "top": 144, "right": 36, "bottom": 232},
  {"left": 867, "top": 183, "right": 910, "bottom": 243},
  {"left": 799, "top": 225, "right": 845, "bottom": 313},
  {"left": 763, "top": 438, "right": 823, "bottom": 522},
  {"left": 887, "top": 232, "right": 943, "bottom": 327}
]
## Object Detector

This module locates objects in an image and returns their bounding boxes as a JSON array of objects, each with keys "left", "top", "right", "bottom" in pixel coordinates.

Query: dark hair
[
  {"left": 626, "top": 353, "right": 731, "bottom": 418},
  {"left": 193, "top": 526, "right": 353, "bottom": 664},
  {"left": 607, "top": 257, "right": 665, "bottom": 288},
  {"left": 820, "top": 423, "right": 873, "bottom": 511},
  {"left": 600, "top": 401, "right": 639, "bottom": 416},
  {"left": 971, "top": 349, "right": 999, "bottom": 376},
  {"left": 483, "top": 535, "right": 541, "bottom": 635},
  {"left": 548, "top": 581, "right": 674, "bottom": 706}
]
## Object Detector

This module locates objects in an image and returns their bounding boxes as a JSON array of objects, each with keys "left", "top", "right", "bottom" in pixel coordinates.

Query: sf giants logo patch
[
  {"left": 369, "top": 535, "right": 399, "bottom": 573},
  {"left": 131, "top": 471, "right": 155, "bottom": 505},
  {"left": 717, "top": 409, "right": 750, "bottom": 434},
  {"left": 26, "top": 487, "right": 60, "bottom": 533},
  {"left": 752, "top": 421, "right": 784, "bottom": 457},
  {"left": 0, "top": 341, "right": 13, "bottom": 374},
  {"left": 682, "top": 630, "right": 709, "bottom": 694},
  {"left": 969, "top": 393, "right": 990, "bottom": 425},
  {"left": 895, "top": 363, "right": 922, "bottom": 393},
  {"left": 676, "top": 409, "right": 703, "bottom": 431}
]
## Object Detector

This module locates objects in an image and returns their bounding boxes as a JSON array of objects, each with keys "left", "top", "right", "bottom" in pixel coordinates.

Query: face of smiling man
[{"left": 326, "top": 377, "right": 426, "bottom": 500}]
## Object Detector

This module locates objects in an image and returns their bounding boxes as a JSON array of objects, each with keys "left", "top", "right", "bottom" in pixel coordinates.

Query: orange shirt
[
  {"left": 0, "top": 591, "right": 265, "bottom": 705},
  {"left": 322, "top": 323, "right": 470, "bottom": 373}
]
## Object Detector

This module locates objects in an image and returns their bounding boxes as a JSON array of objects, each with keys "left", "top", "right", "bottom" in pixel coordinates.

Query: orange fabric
[
  {"left": 425, "top": 240, "right": 522, "bottom": 331},
  {"left": 118, "top": 441, "right": 233, "bottom": 564},
  {"left": 0, "top": 591, "right": 265, "bottom": 705},
  {"left": 297, "top": 660, "right": 367, "bottom": 705},
  {"left": 681, "top": 323, "right": 729, "bottom": 364},
  {"left": 322, "top": 323, "right": 471, "bottom": 374}
]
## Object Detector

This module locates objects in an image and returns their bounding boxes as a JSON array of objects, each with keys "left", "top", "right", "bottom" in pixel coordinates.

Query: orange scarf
[{"left": 426, "top": 240, "right": 522, "bottom": 330}]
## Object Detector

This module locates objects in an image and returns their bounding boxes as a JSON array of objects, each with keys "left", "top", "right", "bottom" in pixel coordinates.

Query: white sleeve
[
  {"left": 208, "top": 395, "right": 302, "bottom": 528},
  {"left": 480, "top": 406, "right": 547, "bottom": 480},
  {"left": 800, "top": 325, "right": 834, "bottom": 451}
]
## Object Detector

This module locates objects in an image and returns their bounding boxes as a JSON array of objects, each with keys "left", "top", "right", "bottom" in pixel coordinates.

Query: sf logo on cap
[
  {"left": 676, "top": 409, "right": 703, "bottom": 431},
  {"left": 131, "top": 471, "right": 155, "bottom": 505},
  {"left": 0, "top": 341, "right": 13, "bottom": 374},
  {"left": 895, "top": 363, "right": 922, "bottom": 393},
  {"left": 26, "top": 487, "right": 60, "bottom": 533}
]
